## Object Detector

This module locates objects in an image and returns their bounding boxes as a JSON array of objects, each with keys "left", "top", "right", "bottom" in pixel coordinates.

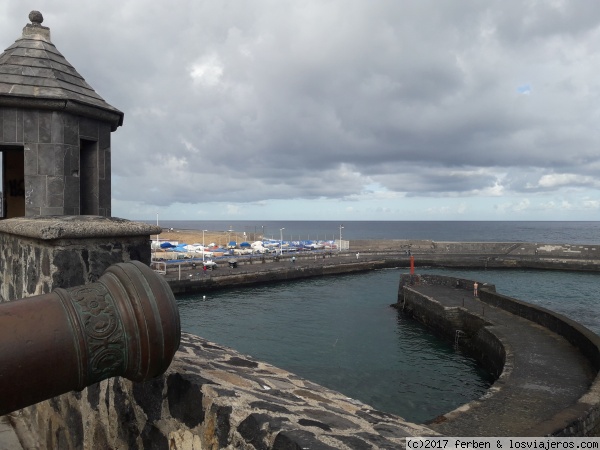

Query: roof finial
[
  {"left": 28, "top": 11, "right": 43, "bottom": 26},
  {"left": 22, "top": 10, "right": 50, "bottom": 41}
]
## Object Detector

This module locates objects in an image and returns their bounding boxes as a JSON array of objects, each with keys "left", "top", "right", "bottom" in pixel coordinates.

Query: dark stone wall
[
  {"left": 0, "top": 232, "right": 152, "bottom": 301},
  {"left": 400, "top": 286, "right": 505, "bottom": 378},
  {"left": 166, "top": 260, "right": 392, "bottom": 295},
  {"left": 0, "top": 107, "right": 112, "bottom": 217}
]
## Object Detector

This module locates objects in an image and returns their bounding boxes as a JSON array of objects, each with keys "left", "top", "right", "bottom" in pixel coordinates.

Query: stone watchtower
[
  {"left": 0, "top": 11, "right": 123, "bottom": 218},
  {"left": 0, "top": 12, "right": 158, "bottom": 303}
]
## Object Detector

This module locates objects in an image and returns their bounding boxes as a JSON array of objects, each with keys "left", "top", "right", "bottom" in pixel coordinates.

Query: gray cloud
[{"left": 3, "top": 1, "right": 600, "bottom": 215}]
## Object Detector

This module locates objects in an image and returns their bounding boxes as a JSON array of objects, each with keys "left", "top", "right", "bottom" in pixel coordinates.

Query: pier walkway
[{"left": 409, "top": 283, "right": 595, "bottom": 436}]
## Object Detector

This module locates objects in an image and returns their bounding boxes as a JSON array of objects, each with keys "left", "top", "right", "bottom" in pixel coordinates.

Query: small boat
[{"left": 203, "top": 260, "right": 218, "bottom": 269}]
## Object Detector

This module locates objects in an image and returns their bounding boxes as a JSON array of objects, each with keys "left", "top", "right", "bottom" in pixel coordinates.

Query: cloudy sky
[{"left": 3, "top": 1, "right": 600, "bottom": 221}]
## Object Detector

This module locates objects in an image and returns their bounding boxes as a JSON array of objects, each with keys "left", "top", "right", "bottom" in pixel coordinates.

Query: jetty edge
[
  {"left": 398, "top": 273, "right": 600, "bottom": 436},
  {"left": 157, "top": 239, "right": 600, "bottom": 295}
]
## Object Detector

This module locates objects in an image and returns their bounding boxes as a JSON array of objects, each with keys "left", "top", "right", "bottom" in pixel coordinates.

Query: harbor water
[{"left": 170, "top": 221, "right": 600, "bottom": 423}]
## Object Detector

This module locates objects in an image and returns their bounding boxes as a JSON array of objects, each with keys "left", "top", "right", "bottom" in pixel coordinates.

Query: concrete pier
[{"left": 399, "top": 275, "right": 600, "bottom": 436}]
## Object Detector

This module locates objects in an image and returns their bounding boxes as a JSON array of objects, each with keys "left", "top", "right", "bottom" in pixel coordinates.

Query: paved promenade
[{"left": 409, "top": 283, "right": 595, "bottom": 436}]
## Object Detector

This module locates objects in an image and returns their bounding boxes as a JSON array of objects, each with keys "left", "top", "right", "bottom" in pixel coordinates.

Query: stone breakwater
[
  {"left": 353, "top": 240, "right": 600, "bottom": 271},
  {"left": 398, "top": 274, "right": 600, "bottom": 437}
]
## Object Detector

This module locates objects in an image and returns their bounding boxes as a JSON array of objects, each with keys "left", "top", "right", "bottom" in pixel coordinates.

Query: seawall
[
  {"left": 398, "top": 276, "right": 506, "bottom": 379},
  {"left": 160, "top": 239, "right": 600, "bottom": 295},
  {"left": 397, "top": 274, "right": 600, "bottom": 436},
  {"left": 354, "top": 240, "right": 600, "bottom": 271},
  {"left": 166, "top": 258, "right": 395, "bottom": 295}
]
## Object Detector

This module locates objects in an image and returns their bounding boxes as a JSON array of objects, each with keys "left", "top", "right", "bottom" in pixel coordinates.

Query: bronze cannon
[{"left": 0, "top": 260, "right": 180, "bottom": 415}]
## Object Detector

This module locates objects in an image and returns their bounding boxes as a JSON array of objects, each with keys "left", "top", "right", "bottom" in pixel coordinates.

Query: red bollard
[{"left": 410, "top": 255, "right": 415, "bottom": 275}]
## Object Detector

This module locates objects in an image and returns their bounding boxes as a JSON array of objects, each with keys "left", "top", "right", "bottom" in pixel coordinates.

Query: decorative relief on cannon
[{"left": 63, "top": 283, "right": 127, "bottom": 386}]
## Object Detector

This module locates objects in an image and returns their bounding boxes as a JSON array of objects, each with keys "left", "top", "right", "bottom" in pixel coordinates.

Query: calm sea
[
  {"left": 147, "top": 220, "right": 600, "bottom": 244},
  {"left": 169, "top": 221, "right": 600, "bottom": 424}
]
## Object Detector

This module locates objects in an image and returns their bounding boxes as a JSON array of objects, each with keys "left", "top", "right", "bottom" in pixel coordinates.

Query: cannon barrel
[{"left": 0, "top": 260, "right": 180, "bottom": 415}]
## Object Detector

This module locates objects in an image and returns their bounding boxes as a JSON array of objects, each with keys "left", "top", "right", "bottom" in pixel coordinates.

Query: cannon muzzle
[{"left": 0, "top": 260, "right": 180, "bottom": 415}]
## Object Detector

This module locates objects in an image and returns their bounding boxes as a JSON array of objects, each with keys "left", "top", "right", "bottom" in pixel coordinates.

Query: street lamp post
[
  {"left": 339, "top": 225, "right": 344, "bottom": 252},
  {"left": 202, "top": 229, "right": 207, "bottom": 262},
  {"left": 153, "top": 212, "right": 159, "bottom": 260},
  {"left": 280, "top": 228, "right": 285, "bottom": 256}
]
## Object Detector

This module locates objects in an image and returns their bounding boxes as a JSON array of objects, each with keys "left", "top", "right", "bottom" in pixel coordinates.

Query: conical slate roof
[{"left": 0, "top": 11, "right": 123, "bottom": 130}]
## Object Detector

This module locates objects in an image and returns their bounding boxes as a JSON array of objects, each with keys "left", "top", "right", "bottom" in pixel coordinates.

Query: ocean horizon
[{"left": 142, "top": 220, "right": 600, "bottom": 245}]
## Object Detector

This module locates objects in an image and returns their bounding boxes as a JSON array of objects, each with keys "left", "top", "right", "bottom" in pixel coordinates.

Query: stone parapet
[
  {"left": 0, "top": 215, "right": 160, "bottom": 239},
  {"left": 0, "top": 216, "right": 160, "bottom": 300}
]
